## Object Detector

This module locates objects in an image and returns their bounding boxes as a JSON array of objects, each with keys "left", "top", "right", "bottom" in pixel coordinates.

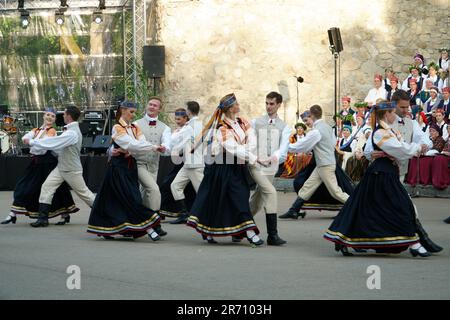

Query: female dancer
[
  {"left": 87, "top": 101, "right": 161, "bottom": 241},
  {"left": 324, "top": 101, "right": 430, "bottom": 257},
  {"left": 2, "top": 109, "right": 78, "bottom": 225},
  {"left": 187, "top": 93, "right": 264, "bottom": 246}
]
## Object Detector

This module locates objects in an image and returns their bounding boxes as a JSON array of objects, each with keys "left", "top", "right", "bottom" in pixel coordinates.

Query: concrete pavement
[{"left": 0, "top": 191, "right": 449, "bottom": 300}]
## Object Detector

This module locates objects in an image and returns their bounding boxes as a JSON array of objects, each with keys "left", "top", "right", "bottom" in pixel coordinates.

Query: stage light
[
  {"left": 55, "top": 11, "right": 64, "bottom": 25},
  {"left": 20, "top": 11, "right": 30, "bottom": 29},
  {"left": 93, "top": 11, "right": 103, "bottom": 24}
]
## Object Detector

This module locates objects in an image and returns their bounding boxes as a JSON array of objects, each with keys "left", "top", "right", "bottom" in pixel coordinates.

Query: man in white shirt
[
  {"left": 365, "top": 74, "right": 388, "bottom": 106},
  {"left": 25, "top": 106, "right": 96, "bottom": 227},
  {"left": 170, "top": 101, "right": 205, "bottom": 224},
  {"left": 281, "top": 105, "right": 350, "bottom": 219},
  {"left": 247, "top": 91, "right": 289, "bottom": 245}
]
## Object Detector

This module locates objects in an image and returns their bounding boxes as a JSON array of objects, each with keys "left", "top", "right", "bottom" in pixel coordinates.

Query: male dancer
[
  {"left": 25, "top": 106, "right": 96, "bottom": 227},
  {"left": 285, "top": 105, "right": 350, "bottom": 216},
  {"left": 247, "top": 91, "right": 290, "bottom": 245},
  {"left": 134, "top": 97, "right": 171, "bottom": 235},
  {"left": 170, "top": 101, "right": 205, "bottom": 224}
]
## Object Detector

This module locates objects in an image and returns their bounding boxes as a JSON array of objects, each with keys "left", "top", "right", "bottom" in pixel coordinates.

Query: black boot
[
  {"left": 444, "top": 217, "right": 450, "bottom": 224},
  {"left": 266, "top": 214, "right": 287, "bottom": 246},
  {"left": 30, "top": 203, "right": 50, "bottom": 228},
  {"left": 170, "top": 200, "right": 189, "bottom": 224},
  {"left": 416, "top": 219, "right": 443, "bottom": 253},
  {"left": 279, "top": 197, "right": 306, "bottom": 219}
]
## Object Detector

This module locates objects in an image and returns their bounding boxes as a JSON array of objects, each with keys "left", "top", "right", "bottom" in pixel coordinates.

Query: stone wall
[{"left": 148, "top": 0, "right": 449, "bottom": 126}]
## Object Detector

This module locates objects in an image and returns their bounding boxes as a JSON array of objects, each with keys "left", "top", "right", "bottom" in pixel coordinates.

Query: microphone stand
[
  {"left": 330, "top": 45, "right": 340, "bottom": 136},
  {"left": 294, "top": 76, "right": 304, "bottom": 122}
]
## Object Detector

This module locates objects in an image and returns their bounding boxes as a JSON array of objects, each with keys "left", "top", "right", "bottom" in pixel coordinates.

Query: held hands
[{"left": 155, "top": 145, "right": 166, "bottom": 153}]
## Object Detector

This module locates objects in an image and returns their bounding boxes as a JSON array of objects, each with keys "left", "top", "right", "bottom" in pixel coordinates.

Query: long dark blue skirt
[
  {"left": 294, "top": 157, "right": 355, "bottom": 211},
  {"left": 87, "top": 155, "right": 160, "bottom": 238},
  {"left": 187, "top": 163, "right": 259, "bottom": 237},
  {"left": 11, "top": 151, "right": 79, "bottom": 219},
  {"left": 324, "top": 158, "right": 419, "bottom": 253},
  {"left": 159, "top": 163, "right": 196, "bottom": 218}
]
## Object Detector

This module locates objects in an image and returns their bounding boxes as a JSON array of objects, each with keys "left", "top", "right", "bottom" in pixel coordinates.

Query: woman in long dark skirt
[
  {"left": 187, "top": 93, "right": 265, "bottom": 246},
  {"left": 2, "top": 109, "right": 78, "bottom": 225},
  {"left": 87, "top": 101, "right": 161, "bottom": 241},
  {"left": 324, "top": 101, "right": 430, "bottom": 258}
]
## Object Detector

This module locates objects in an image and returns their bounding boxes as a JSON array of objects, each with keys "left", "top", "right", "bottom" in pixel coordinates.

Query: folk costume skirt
[
  {"left": 187, "top": 163, "right": 259, "bottom": 237},
  {"left": 324, "top": 158, "right": 419, "bottom": 253},
  {"left": 11, "top": 151, "right": 79, "bottom": 219},
  {"left": 87, "top": 155, "right": 160, "bottom": 238}
]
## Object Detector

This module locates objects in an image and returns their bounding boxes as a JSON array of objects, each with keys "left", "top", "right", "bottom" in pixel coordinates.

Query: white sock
[
  {"left": 246, "top": 230, "right": 260, "bottom": 242},
  {"left": 147, "top": 228, "right": 159, "bottom": 239},
  {"left": 411, "top": 243, "right": 427, "bottom": 253},
  {"left": 5, "top": 212, "right": 15, "bottom": 220}
]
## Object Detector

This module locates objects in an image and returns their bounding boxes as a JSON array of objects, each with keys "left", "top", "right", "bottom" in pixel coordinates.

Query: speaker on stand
[
  {"left": 143, "top": 45, "right": 165, "bottom": 95},
  {"left": 327, "top": 27, "right": 344, "bottom": 136}
]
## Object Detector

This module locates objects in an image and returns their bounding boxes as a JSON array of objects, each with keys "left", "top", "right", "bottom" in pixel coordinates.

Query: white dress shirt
[
  {"left": 364, "top": 87, "right": 388, "bottom": 106},
  {"left": 29, "top": 122, "right": 79, "bottom": 155}
]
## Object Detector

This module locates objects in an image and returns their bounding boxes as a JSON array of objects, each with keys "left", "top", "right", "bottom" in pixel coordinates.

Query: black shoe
[
  {"left": 55, "top": 215, "right": 70, "bottom": 226},
  {"left": 1, "top": 216, "right": 17, "bottom": 224},
  {"left": 340, "top": 246, "right": 353, "bottom": 256},
  {"left": 444, "top": 217, "right": 450, "bottom": 224},
  {"left": 154, "top": 224, "right": 167, "bottom": 237},
  {"left": 266, "top": 214, "right": 287, "bottom": 246},
  {"left": 410, "top": 247, "right": 432, "bottom": 257},
  {"left": 247, "top": 234, "right": 264, "bottom": 246},
  {"left": 103, "top": 235, "right": 115, "bottom": 240},
  {"left": 30, "top": 203, "right": 51, "bottom": 228},
  {"left": 279, "top": 197, "right": 305, "bottom": 219},
  {"left": 201, "top": 234, "right": 217, "bottom": 244},
  {"left": 170, "top": 213, "right": 188, "bottom": 224},
  {"left": 416, "top": 219, "right": 443, "bottom": 253},
  {"left": 30, "top": 218, "right": 49, "bottom": 228},
  {"left": 334, "top": 243, "right": 352, "bottom": 256},
  {"left": 232, "top": 236, "right": 243, "bottom": 243}
]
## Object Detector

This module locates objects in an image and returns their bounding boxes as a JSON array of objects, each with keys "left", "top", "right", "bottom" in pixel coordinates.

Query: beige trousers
[
  {"left": 248, "top": 165, "right": 277, "bottom": 215},
  {"left": 171, "top": 166, "right": 204, "bottom": 201},
  {"left": 137, "top": 163, "right": 161, "bottom": 211},
  {"left": 39, "top": 167, "right": 95, "bottom": 207},
  {"left": 298, "top": 164, "right": 349, "bottom": 203}
]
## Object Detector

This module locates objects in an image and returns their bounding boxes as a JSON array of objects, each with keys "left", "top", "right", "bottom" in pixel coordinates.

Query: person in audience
[
  {"left": 387, "top": 75, "right": 401, "bottom": 101},
  {"left": 345, "top": 127, "right": 371, "bottom": 182},
  {"left": 413, "top": 52, "right": 428, "bottom": 76},
  {"left": 416, "top": 109, "right": 429, "bottom": 132},
  {"left": 402, "top": 65, "right": 423, "bottom": 90},
  {"left": 407, "top": 78, "right": 421, "bottom": 106},
  {"left": 339, "top": 96, "right": 355, "bottom": 126},
  {"left": 428, "top": 109, "right": 449, "bottom": 141},
  {"left": 336, "top": 125, "right": 356, "bottom": 170},
  {"left": 422, "top": 62, "right": 442, "bottom": 91},
  {"left": 438, "top": 48, "right": 449, "bottom": 72},
  {"left": 424, "top": 86, "right": 442, "bottom": 117},
  {"left": 428, "top": 123, "right": 446, "bottom": 153},
  {"left": 419, "top": 79, "right": 434, "bottom": 105},
  {"left": 364, "top": 74, "right": 387, "bottom": 106},
  {"left": 280, "top": 123, "right": 312, "bottom": 179},
  {"left": 438, "top": 87, "right": 450, "bottom": 118}
]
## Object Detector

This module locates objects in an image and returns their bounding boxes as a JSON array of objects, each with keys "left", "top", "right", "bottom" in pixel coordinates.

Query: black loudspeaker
[
  {"left": 91, "top": 135, "right": 111, "bottom": 155},
  {"left": 143, "top": 45, "right": 165, "bottom": 77},
  {"left": 327, "top": 27, "right": 343, "bottom": 53},
  {"left": 81, "top": 136, "right": 93, "bottom": 154}
]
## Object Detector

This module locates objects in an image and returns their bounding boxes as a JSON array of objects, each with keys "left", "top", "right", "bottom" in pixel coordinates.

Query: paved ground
[{"left": 0, "top": 191, "right": 449, "bottom": 300}]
